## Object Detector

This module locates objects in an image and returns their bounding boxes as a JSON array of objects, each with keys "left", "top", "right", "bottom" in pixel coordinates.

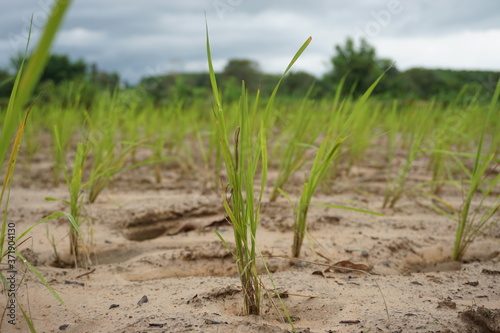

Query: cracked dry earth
[{"left": 1, "top": 151, "right": 499, "bottom": 333}]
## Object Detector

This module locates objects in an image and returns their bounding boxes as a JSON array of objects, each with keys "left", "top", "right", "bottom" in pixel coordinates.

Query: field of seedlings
[
  {"left": 1, "top": 69, "right": 499, "bottom": 332},
  {"left": 1, "top": 5, "right": 500, "bottom": 333}
]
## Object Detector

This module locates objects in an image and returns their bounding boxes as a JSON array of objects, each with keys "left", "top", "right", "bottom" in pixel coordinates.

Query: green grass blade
[
  {"left": 333, "top": 75, "right": 346, "bottom": 108},
  {"left": 17, "top": 301, "right": 37, "bottom": 333},
  {"left": 15, "top": 250, "right": 64, "bottom": 304},
  {"left": 284, "top": 37, "right": 313, "bottom": 74},
  {"left": 451, "top": 78, "right": 500, "bottom": 261},
  {"left": 205, "top": 19, "right": 221, "bottom": 110},
  {"left": 263, "top": 37, "right": 312, "bottom": 124},
  {"left": 14, "top": 212, "right": 78, "bottom": 247},
  {"left": 0, "top": 97, "right": 38, "bottom": 206},
  {"left": 258, "top": 120, "right": 268, "bottom": 207},
  {"left": 214, "top": 229, "right": 236, "bottom": 258},
  {"left": 0, "top": 21, "right": 31, "bottom": 174},
  {"left": 0, "top": 99, "right": 39, "bottom": 256},
  {"left": 13, "top": 0, "right": 73, "bottom": 116},
  {"left": 312, "top": 203, "right": 383, "bottom": 216},
  {"left": 277, "top": 188, "right": 294, "bottom": 207},
  {"left": 1, "top": 0, "right": 73, "bottom": 172},
  {"left": 357, "top": 65, "right": 391, "bottom": 105}
]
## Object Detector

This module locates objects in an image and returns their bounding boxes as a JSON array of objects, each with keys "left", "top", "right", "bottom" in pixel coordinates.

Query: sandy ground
[{"left": 1, "top": 149, "right": 499, "bottom": 333}]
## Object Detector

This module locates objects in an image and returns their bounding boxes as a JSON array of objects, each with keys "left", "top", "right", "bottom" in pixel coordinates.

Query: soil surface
[{"left": 1, "top": 148, "right": 499, "bottom": 333}]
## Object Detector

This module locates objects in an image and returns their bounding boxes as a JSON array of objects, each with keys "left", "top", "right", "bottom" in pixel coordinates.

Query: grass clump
[
  {"left": 422, "top": 80, "right": 500, "bottom": 261},
  {"left": 207, "top": 31, "right": 266, "bottom": 316},
  {"left": 290, "top": 135, "right": 344, "bottom": 257},
  {"left": 46, "top": 139, "right": 90, "bottom": 267},
  {"left": 450, "top": 80, "right": 499, "bottom": 261},
  {"left": 451, "top": 149, "right": 500, "bottom": 261},
  {"left": 281, "top": 73, "right": 385, "bottom": 258},
  {"left": 206, "top": 22, "right": 311, "bottom": 317}
]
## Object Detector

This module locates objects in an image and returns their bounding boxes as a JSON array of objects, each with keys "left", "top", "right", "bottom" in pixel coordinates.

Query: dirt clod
[
  {"left": 460, "top": 306, "right": 500, "bottom": 333},
  {"left": 465, "top": 281, "right": 479, "bottom": 286},
  {"left": 437, "top": 300, "right": 457, "bottom": 309},
  {"left": 482, "top": 269, "right": 500, "bottom": 275}
]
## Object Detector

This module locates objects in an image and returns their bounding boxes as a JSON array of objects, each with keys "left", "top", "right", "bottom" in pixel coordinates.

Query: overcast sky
[{"left": 1, "top": 0, "right": 500, "bottom": 83}]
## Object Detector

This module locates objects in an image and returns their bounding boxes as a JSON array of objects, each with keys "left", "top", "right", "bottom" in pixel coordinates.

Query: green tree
[
  {"left": 398, "top": 68, "right": 441, "bottom": 99},
  {"left": 323, "top": 37, "right": 395, "bottom": 96},
  {"left": 222, "top": 59, "right": 262, "bottom": 92},
  {"left": 42, "top": 54, "right": 86, "bottom": 84},
  {"left": 281, "top": 71, "right": 318, "bottom": 97},
  {"left": 10, "top": 53, "right": 87, "bottom": 84}
]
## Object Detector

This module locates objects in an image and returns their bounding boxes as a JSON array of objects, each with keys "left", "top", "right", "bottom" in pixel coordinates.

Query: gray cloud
[{"left": 1, "top": 0, "right": 499, "bottom": 83}]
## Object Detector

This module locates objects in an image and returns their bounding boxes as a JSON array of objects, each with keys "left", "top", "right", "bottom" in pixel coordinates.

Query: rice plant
[
  {"left": 46, "top": 138, "right": 89, "bottom": 267},
  {"left": 421, "top": 80, "right": 500, "bottom": 261},
  {"left": 290, "top": 135, "right": 344, "bottom": 257},
  {"left": 451, "top": 80, "right": 499, "bottom": 260},
  {"left": 206, "top": 22, "right": 311, "bottom": 316},
  {"left": 286, "top": 73, "right": 386, "bottom": 257},
  {"left": 451, "top": 152, "right": 499, "bottom": 261},
  {"left": 207, "top": 35, "right": 263, "bottom": 316}
]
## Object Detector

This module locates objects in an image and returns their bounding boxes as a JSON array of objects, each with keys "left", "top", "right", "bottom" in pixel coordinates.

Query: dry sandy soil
[{"left": 1, "top": 149, "right": 499, "bottom": 333}]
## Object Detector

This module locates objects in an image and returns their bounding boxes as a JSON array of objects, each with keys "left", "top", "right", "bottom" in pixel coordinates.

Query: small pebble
[
  {"left": 137, "top": 295, "right": 148, "bottom": 306},
  {"left": 465, "top": 281, "right": 479, "bottom": 286}
]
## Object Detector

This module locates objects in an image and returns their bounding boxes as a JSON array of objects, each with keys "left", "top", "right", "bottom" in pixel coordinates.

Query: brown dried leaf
[{"left": 426, "top": 275, "right": 443, "bottom": 284}]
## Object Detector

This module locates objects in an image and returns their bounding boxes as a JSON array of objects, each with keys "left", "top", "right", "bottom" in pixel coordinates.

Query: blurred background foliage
[{"left": 1, "top": 36, "right": 498, "bottom": 109}]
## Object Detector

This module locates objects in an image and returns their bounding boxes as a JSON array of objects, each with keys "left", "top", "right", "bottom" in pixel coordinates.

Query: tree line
[
  {"left": 0, "top": 53, "right": 120, "bottom": 108},
  {"left": 140, "top": 37, "right": 499, "bottom": 105},
  {"left": 1, "top": 37, "right": 498, "bottom": 107}
]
